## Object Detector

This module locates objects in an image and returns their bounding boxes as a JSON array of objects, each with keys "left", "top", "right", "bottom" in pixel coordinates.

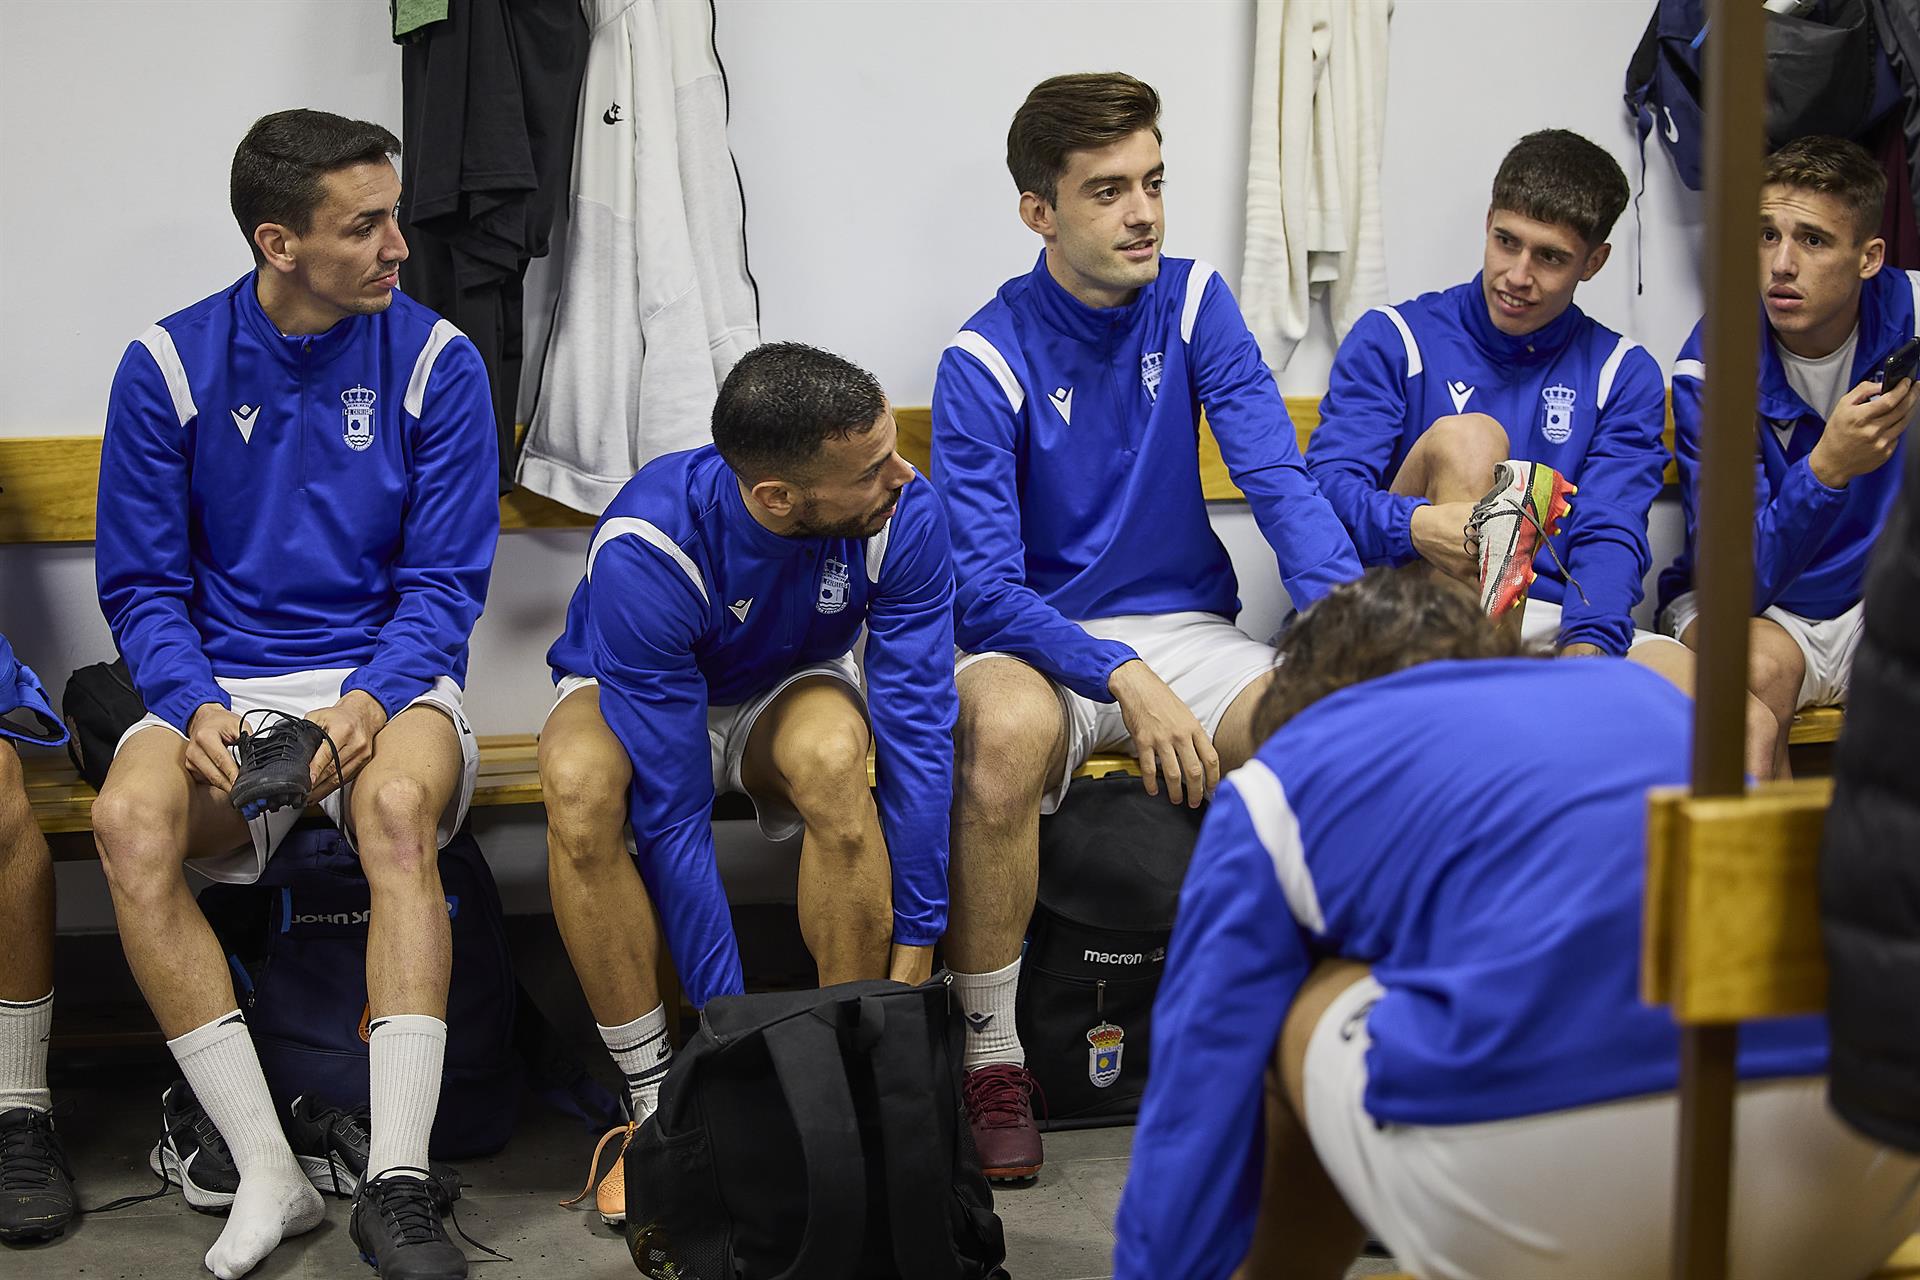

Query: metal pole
[{"left": 1673, "top": 0, "right": 1766, "bottom": 1276}]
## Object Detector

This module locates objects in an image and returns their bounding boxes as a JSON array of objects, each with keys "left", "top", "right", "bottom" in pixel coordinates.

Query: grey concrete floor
[{"left": 6, "top": 1082, "right": 1403, "bottom": 1278}]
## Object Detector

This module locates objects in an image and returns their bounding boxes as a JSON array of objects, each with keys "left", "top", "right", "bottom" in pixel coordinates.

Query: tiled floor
[{"left": 8, "top": 1077, "right": 1403, "bottom": 1279}]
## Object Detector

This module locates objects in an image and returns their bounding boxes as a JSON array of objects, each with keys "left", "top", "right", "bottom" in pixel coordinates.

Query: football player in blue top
[
  {"left": 1116, "top": 568, "right": 1918, "bottom": 1280},
  {"left": 0, "top": 636, "right": 74, "bottom": 1244},
  {"left": 931, "top": 72, "right": 1361, "bottom": 1182},
  {"left": 1305, "top": 129, "right": 1778, "bottom": 779},
  {"left": 1659, "top": 136, "right": 1918, "bottom": 778},
  {"left": 91, "top": 112, "right": 497, "bottom": 1280},
  {"left": 540, "top": 343, "right": 955, "bottom": 1226}
]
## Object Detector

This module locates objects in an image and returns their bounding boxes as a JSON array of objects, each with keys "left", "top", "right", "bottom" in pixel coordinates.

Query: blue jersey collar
[
  {"left": 1025, "top": 252, "right": 1152, "bottom": 342},
  {"left": 706, "top": 450, "right": 817, "bottom": 560},
  {"left": 1756, "top": 267, "right": 1911, "bottom": 420},
  {"left": 1455, "top": 273, "right": 1584, "bottom": 366},
  {"left": 236, "top": 272, "right": 367, "bottom": 367}
]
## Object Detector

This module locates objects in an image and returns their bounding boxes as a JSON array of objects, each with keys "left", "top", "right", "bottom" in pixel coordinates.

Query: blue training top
[
  {"left": 1307, "top": 276, "right": 1668, "bottom": 655},
  {"left": 0, "top": 634, "right": 64, "bottom": 747},
  {"left": 97, "top": 275, "right": 499, "bottom": 732},
  {"left": 1115, "top": 657, "right": 1827, "bottom": 1280},
  {"left": 1657, "top": 267, "right": 1920, "bottom": 621},
  {"left": 547, "top": 445, "right": 956, "bottom": 1007},
  {"left": 931, "top": 253, "right": 1360, "bottom": 702}
]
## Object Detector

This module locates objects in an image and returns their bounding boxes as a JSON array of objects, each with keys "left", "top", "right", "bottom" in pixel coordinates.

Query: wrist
[
  {"left": 1106, "top": 658, "right": 1145, "bottom": 699},
  {"left": 1807, "top": 445, "right": 1851, "bottom": 490}
]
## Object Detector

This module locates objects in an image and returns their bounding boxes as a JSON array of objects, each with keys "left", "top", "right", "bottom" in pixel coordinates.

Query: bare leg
[
  {"left": 349, "top": 707, "right": 463, "bottom": 1021},
  {"left": 541, "top": 687, "right": 661, "bottom": 1025},
  {"left": 1675, "top": 618, "right": 1800, "bottom": 781},
  {"left": 1213, "top": 670, "right": 1280, "bottom": 774},
  {"left": 1389, "top": 412, "right": 1522, "bottom": 633},
  {"left": 0, "top": 742, "right": 53, "bottom": 1002},
  {"left": 93, "top": 730, "right": 253, "bottom": 1036},
  {"left": 1233, "top": 960, "right": 1373, "bottom": 1280},
  {"left": 739, "top": 678, "right": 891, "bottom": 985},
  {"left": 944, "top": 659, "right": 1069, "bottom": 975}
]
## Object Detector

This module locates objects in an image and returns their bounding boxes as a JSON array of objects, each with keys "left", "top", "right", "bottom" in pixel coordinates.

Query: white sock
[
  {"left": 952, "top": 959, "right": 1024, "bottom": 1070},
  {"left": 0, "top": 991, "right": 52, "bottom": 1112},
  {"left": 600, "top": 1003, "right": 671, "bottom": 1123},
  {"left": 169, "top": 1011, "right": 323, "bottom": 1279},
  {"left": 366, "top": 1013, "right": 447, "bottom": 1181}
]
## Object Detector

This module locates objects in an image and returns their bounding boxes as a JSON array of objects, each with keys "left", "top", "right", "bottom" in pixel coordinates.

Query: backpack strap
[
  {"left": 867, "top": 987, "right": 1003, "bottom": 1279},
  {"left": 761, "top": 1009, "right": 867, "bottom": 1280}
]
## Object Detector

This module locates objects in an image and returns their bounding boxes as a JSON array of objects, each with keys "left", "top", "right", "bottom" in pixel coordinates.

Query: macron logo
[
  {"left": 1446, "top": 381, "right": 1475, "bottom": 415},
  {"left": 1048, "top": 386, "right": 1073, "bottom": 424},
  {"left": 231, "top": 404, "right": 260, "bottom": 443},
  {"left": 728, "top": 598, "right": 753, "bottom": 623}
]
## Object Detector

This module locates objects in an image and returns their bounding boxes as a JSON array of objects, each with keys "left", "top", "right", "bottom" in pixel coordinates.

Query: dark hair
[
  {"left": 1489, "top": 129, "right": 1631, "bottom": 247},
  {"left": 1765, "top": 135, "right": 1886, "bottom": 243},
  {"left": 1007, "top": 72, "right": 1162, "bottom": 205},
  {"left": 231, "top": 110, "right": 401, "bottom": 265},
  {"left": 711, "top": 343, "right": 888, "bottom": 481},
  {"left": 1252, "top": 568, "right": 1530, "bottom": 741}
]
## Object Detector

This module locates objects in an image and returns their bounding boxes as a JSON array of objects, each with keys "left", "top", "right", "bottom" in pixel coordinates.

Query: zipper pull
[{"left": 1096, "top": 979, "right": 1106, "bottom": 1018}]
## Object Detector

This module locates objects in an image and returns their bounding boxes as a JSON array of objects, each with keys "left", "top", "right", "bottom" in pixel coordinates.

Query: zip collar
[
  {"left": 1023, "top": 251, "right": 1155, "bottom": 343},
  {"left": 1757, "top": 268, "right": 1910, "bottom": 421},
  {"left": 708, "top": 451, "right": 820, "bottom": 561},
  {"left": 1455, "top": 273, "right": 1585, "bottom": 367},
  {"left": 235, "top": 272, "right": 367, "bottom": 368}
]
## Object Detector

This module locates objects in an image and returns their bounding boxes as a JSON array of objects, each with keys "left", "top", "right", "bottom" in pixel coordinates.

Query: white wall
[{"left": 0, "top": 0, "right": 1703, "bottom": 929}]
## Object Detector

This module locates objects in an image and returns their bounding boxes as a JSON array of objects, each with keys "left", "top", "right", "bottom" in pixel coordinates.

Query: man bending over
[
  {"left": 1659, "top": 136, "right": 1916, "bottom": 777},
  {"left": 540, "top": 343, "right": 954, "bottom": 1226},
  {"left": 932, "top": 71, "right": 1361, "bottom": 1182},
  {"left": 92, "top": 111, "right": 497, "bottom": 1280}
]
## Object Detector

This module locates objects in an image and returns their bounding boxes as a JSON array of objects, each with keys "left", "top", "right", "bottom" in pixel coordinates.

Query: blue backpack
[
  {"left": 1625, "top": 0, "right": 1899, "bottom": 192},
  {"left": 199, "top": 823, "right": 523, "bottom": 1159}
]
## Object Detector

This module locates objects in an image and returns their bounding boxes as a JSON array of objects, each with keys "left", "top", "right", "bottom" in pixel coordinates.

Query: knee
[
  {"left": 355, "top": 774, "right": 437, "bottom": 877},
  {"left": 777, "top": 719, "right": 872, "bottom": 812},
  {"left": 539, "top": 734, "right": 631, "bottom": 848},
  {"left": 1422, "top": 412, "right": 1511, "bottom": 468},
  {"left": 1748, "top": 643, "right": 1805, "bottom": 713},
  {"left": 91, "top": 785, "right": 179, "bottom": 895},
  {"left": 954, "top": 684, "right": 1057, "bottom": 821}
]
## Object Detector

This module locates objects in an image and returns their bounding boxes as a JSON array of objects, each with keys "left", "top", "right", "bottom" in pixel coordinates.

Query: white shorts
[
  {"left": 956, "top": 611, "right": 1275, "bottom": 814},
  {"left": 1660, "top": 590, "right": 1863, "bottom": 710},
  {"left": 551, "top": 651, "right": 864, "bottom": 844},
  {"left": 1520, "top": 598, "right": 1680, "bottom": 655},
  {"left": 1302, "top": 977, "right": 1920, "bottom": 1280},
  {"left": 116, "top": 668, "right": 479, "bottom": 885}
]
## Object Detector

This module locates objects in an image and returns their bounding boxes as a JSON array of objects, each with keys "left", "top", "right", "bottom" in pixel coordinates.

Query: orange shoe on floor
[{"left": 559, "top": 1121, "right": 635, "bottom": 1227}]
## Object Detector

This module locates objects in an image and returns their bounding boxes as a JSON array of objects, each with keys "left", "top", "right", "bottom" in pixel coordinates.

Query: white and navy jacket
[
  {"left": 932, "top": 254, "right": 1361, "bottom": 702},
  {"left": 97, "top": 276, "right": 499, "bottom": 733},
  {"left": 1657, "top": 267, "right": 1920, "bottom": 621},
  {"left": 1114, "top": 659, "right": 1828, "bottom": 1280},
  {"left": 547, "top": 446, "right": 956, "bottom": 1007},
  {"left": 1308, "top": 276, "right": 1667, "bottom": 655}
]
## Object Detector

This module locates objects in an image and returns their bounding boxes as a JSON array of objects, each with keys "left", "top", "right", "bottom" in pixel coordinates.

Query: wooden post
[{"left": 1673, "top": 0, "right": 1766, "bottom": 1276}]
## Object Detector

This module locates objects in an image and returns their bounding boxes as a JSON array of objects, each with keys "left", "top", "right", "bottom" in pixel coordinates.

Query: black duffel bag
[
  {"left": 624, "top": 977, "right": 1007, "bottom": 1280},
  {"left": 1017, "top": 773, "right": 1203, "bottom": 1127}
]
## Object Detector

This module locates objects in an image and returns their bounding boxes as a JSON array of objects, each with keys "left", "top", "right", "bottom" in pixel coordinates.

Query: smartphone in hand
[{"left": 1876, "top": 336, "right": 1920, "bottom": 393}]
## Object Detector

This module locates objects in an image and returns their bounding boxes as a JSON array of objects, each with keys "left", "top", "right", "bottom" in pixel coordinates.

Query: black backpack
[
  {"left": 1016, "top": 774, "right": 1202, "bottom": 1127},
  {"left": 623, "top": 977, "right": 1008, "bottom": 1280},
  {"left": 61, "top": 658, "right": 144, "bottom": 787},
  {"left": 200, "top": 823, "right": 523, "bottom": 1159}
]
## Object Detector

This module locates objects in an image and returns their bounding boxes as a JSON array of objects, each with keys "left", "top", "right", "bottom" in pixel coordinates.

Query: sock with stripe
[
  {"left": 599, "top": 1004, "right": 671, "bottom": 1123},
  {"left": 0, "top": 990, "right": 52, "bottom": 1112},
  {"left": 952, "top": 959, "right": 1025, "bottom": 1071},
  {"left": 169, "top": 1011, "right": 323, "bottom": 1279},
  {"left": 365, "top": 1013, "right": 447, "bottom": 1182}
]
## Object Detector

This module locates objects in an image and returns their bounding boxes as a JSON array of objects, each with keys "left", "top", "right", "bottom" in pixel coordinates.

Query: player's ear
[
  {"left": 255, "top": 222, "right": 298, "bottom": 274},
  {"left": 1580, "top": 240, "right": 1611, "bottom": 282},
  {"left": 749, "top": 477, "right": 797, "bottom": 520},
  {"left": 1020, "top": 191, "right": 1054, "bottom": 238}
]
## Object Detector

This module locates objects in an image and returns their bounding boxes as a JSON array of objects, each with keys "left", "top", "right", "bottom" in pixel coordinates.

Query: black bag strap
[{"left": 761, "top": 1008, "right": 866, "bottom": 1280}]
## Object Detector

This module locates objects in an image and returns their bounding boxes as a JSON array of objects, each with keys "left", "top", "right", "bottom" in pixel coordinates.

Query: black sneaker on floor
[
  {"left": 350, "top": 1169, "right": 467, "bottom": 1279},
  {"left": 149, "top": 1080, "right": 240, "bottom": 1213},
  {"left": 228, "top": 712, "right": 327, "bottom": 820},
  {"left": 0, "top": 1107, "right": 75, "bottom": 1243},
  {"left": 287, "top": 1096, "right": 460, "bottom": 1206}
]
